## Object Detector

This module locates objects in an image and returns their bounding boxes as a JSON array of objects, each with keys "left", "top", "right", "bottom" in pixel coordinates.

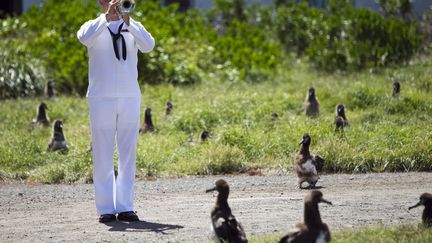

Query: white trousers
[{"left": 88, "top": 97, "right": 141, "bottom": 215}]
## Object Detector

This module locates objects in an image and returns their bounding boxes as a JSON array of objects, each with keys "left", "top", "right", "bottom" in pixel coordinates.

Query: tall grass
[{"left": 0, "top": 58, "right": 431, "bottom": 183}]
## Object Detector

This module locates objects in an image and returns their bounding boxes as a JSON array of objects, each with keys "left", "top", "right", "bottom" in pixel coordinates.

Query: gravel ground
[{"left": 0, "top": 172, "right": 431, "bottom": 242}]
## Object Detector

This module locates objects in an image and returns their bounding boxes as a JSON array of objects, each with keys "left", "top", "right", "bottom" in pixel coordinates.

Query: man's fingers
[{"left": 108, "top": 0, "right": 120, "bottom": 15}]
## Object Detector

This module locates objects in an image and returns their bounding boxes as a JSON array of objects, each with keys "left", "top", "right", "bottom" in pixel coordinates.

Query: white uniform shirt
[{"left": 77, "top": 14, "right": 155, "bottom": 97}]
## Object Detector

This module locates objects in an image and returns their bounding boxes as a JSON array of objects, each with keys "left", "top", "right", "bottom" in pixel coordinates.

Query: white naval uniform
[{"left": 77, "top": 14, "right": 155, "bottom": 215}]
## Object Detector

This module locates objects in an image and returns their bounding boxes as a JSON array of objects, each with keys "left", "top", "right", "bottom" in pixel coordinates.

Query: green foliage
[
  {"left": 0, "top": 1, "right": 431, "bottom": 183},
  {"left": 210, "top": 19, "right": 281, "bottom": 81},
  {"left": 1, "top": 57, "right": 432, "bottom": 183},
  {"left": 0, "top": 0, "right": 209, "bottom": 96},
  {"left": 275, "top": 2, "right": 423, "bottom": 71},
  {"left": 378, "top": 0, "right": 413, "bottom": 18},
  {"left": 0, "top": 44, "right": 46, "bottom": 99},
  {"left": 275, "top": 2, "right": 325, "bottom": 55},
  {"left": 343, "top": 8, "right": 421, "bottom": 68},
  {"left": 207, "top": 0, "right": 247, "bottom": 23},
  {"left": 0, "top": 0, "right": 429, "bottom": 98},
  {"left": 134, "top": 2, "right": 210, "bottom": 85},
  {"left": 195, "top": 144, "right": 246, "bottom": 175},
  {"left": 332, "top": 224, "right": 432, "bottom": 243},
  {"left": 18, "top": 0, "right": 98, "bottom": 94}
]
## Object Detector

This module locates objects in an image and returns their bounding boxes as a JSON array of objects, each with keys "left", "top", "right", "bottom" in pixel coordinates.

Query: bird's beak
[
  {"left": 320, "top": 198, "right": 332, "bottom": 205},
  {"left": 206, "top": 187, "right": 216, "bottom": 193},
  {"left": 408, "top": 201, "right": 421, "bottom": 210},
  {"left": 299, "top": 138, "right": 305, "bottom": 145}
]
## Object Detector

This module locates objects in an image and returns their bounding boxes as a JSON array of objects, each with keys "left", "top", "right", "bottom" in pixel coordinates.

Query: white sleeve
[
  {"left": 77, "top": 15, "right": 108, "bottom": 48},
  {"left": 126, "top": 17, "right": 155, "bottom": 53}
]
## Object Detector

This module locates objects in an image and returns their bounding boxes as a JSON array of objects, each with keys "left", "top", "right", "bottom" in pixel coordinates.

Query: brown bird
[
  {"left": 139, "top": 107, "right": 155, "bottom": 133},
  {"left": 392, "top": 81, "right": 401, "bottom": 97},
  {"left": 295, "top": 134, "right": 325, "bottom": 189},
  {"left": 206, "top": 179, "right": 248, "bottom": 243},
  {"left": 166, "top": 101, "right": 173, "bottom": 116},
  {"left": 271, "top": 111, "right": 279, "bottom": 120},
  {"left": 279, "top": 190, "right": 332, "bottom": 243},
  {"left": 32, "top": 102, "right": 50, "bottom": 127},
  {"left": 304, "top": 87, "right": 320, "bottom": 117},
  {"left": 48, "top": 120, "right": 68, "bottom": 152},
  {"left": 335, "top": 104, "right": 349, "bottom": 132},
  {"left": 409, "top": 193, "right": 432, "bottom": 227},
  {"left": 44, "top": 81, "right": 55, "bottom": 99}
]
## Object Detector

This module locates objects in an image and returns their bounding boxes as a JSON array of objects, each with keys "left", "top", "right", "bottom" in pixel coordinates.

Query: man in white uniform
[{"left": 77, "top": 0, "right": 155, "bottom": 222}]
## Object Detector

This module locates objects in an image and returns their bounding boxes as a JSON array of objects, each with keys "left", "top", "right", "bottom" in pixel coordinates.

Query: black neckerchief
[{"left": 107, "top": 22, "right": 126, "bottom": 61}]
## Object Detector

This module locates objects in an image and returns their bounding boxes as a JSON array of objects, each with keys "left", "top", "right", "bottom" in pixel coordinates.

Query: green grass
[
  {"left": 0, "top": 57, "right": 431, "bottom": 183},
  {"left": 249, "top": 224, "right": 432, "bottom": 243}
]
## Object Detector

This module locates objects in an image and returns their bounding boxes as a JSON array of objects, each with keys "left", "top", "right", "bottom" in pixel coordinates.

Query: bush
[
  {"left": 18, "top": 0, "right": 99, "bottom": 94},
  {"left": 0, "top": 0, "right": 427, "bottom": 97},
  {"left": 0, "top": 47, "right": 46, "bottom": 99},
  {"left": 0, "top": 0, "right": 208, "bottom": 95},
  {"left": 275, "top": 2, "right": 423, "bottom": 71},
  {"left": 275, "top": 2, "right": 325, "bottom": 55},
  {"left": 211, "top": 19, "right": 281, "bottom": 74}
]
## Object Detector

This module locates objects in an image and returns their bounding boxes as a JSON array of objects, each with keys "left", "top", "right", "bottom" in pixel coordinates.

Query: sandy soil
[{"left": 0, "top": 172, "right": 431, "bottom": 242}]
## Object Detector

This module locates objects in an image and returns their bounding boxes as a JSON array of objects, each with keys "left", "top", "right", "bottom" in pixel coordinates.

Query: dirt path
[{"left": 0, "top": 172, "right": 431, "bottom": 242}]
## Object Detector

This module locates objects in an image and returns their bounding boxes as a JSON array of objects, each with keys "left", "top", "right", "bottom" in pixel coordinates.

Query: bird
[
  {"left": 48, "top": 120, "right": 68, "bottom": 152},
  {"left": 31, "top": 102, "right": 50, "bottom": 127},
  {"left": 44, "top": 81, "right": 55, "bottom": 99},
  {"left": 271, "top": 111, "right": 279, "bottom": 120},
  {"left": 279, "top": 190, "right": 332, "bottom": 243},
  {"left": 188, "top": 130, "right": 210, "bottom": 145},
  {"left": 295, "top": 134, "right": 325, "bottom": 189},
  {"left": 408, "top": 193, "right": 432, "bottom": 227},
  {"left": 166, "top": 101, "right": 173, "bottom": 116},
  {"left": 304, "top": 87, "right": 320, "bottom": 117},
  {"left": 139, "top": 107, "right": 155, "bottom": 133},
  {"left": 392, "top": 81, "right": 401, "bottom": 97},
  {"left": 200, "top": 130, "right": 210, "bottom": 142},
  {"left": 206, "top": 179, "right": 248, "bottom": 243},
  {"left": 334, "top": 104, "right": 349, "bottom": 132}
]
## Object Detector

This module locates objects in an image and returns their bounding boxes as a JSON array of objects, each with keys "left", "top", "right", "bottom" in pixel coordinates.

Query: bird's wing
[
  {"left": 212, "top": 214, "right": 230, "bottom": 242},
  {"left": 312, "top": 155, "right": 325, "bottom": 172},
  {"left": 212, "top": 213, "right": 248, "bottom": 243},
  {"left": 335, "top": 116, "right": 344, "bottom": 127},
  {"left": 298, "top": 159, "right": 317, "bottom": 176},
  {"left": 227, "top": 215, "right": 248, "bottom": 242}
]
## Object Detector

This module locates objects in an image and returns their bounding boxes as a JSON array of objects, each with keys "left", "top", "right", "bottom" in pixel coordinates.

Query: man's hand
[
  {"left": 105, "top": 0, "right": 120, "bottom": 22},
  {"left": 122, "top": 13, "right": 130, "bottom": 26}
]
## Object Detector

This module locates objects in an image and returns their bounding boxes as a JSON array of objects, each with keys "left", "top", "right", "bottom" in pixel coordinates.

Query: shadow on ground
[{"left": 103, "top": 220, "right": 184, "bottom": 234}]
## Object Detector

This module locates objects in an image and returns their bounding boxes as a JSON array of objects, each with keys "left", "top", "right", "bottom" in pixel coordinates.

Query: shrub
[
  {"left": 0, "top": 0, "right": 427, "bottom": 97},
  {"left": 210, "top": 19, "right": 282, "bottom": 75},
  {"left": 275, "top": 2, "right": 423, "bottom": 71},
  {"left": 0, "top": 47, "right": 46, "bottom": 99},
  {"left": 1, "top": 0, "right": 208, "bottom": 95},
  {"left": 275, "top": 2, "right": 325, "bottom": 55}
]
